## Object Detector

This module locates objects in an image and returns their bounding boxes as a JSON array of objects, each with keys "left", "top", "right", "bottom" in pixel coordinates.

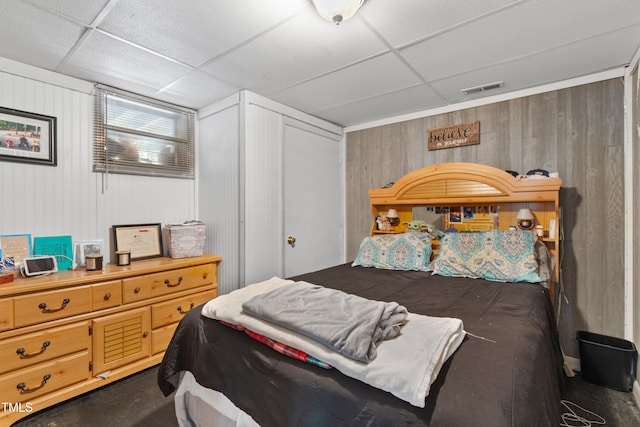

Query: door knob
[{"left": 287, "top": 236, "right": 296, "bottom": 246}]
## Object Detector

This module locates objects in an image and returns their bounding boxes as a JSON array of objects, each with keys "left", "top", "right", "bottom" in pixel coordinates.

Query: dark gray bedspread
[{"left": 158, "top": 263, "right": 564, "bottom": 427}]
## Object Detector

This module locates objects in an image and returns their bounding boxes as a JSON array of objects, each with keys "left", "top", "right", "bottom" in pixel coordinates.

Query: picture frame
[
  {"left": 449, "top": 207, "right": 462, "bottom": 224},
  {"left": 73, "top": 239, "right": 104, "bottom": 267},
  {"left": 33, "top": 235, "right": 73, "bottom": 270},
  {"left": 112, "top": 223, "right": 163, "bottom": 261},
  {"left": 0, "top": 107, "right": 57, "bottom": 166},
  {"left": 463, "top": 207, "right": 475, "bottom": 220},
  {"left": 0, "top": 234, "right": 32, "bottom": 272}
]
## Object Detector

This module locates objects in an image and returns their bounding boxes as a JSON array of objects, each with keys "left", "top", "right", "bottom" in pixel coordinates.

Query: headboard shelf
[
  {"left": 367, "top": 162, "right": 562, "bottom": 302},
  {"left": 369, "top": 162, "right": 561, "bottom": 206}
]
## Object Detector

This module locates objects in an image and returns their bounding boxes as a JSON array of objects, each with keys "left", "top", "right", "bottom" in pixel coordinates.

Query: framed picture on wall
[{"left": 0, "top": 107, "right": 57, "bottom": 166}]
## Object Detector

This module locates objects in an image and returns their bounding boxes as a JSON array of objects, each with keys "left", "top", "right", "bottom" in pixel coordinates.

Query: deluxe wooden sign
[{"left": 427, "top": 121, "right": 480, "bottom": 151}]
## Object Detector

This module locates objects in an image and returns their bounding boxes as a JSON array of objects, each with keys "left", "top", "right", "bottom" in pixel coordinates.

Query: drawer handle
[
  {"left": 17, "top": 373, "right": 51, "bottom": 393},
  {"left": 177, "top": 302, "right": 194, "bottom": 314},
  {"left": 134, "top": 287, "right": 141, "bottom": 294},
  {"left": 38, "top": 298, "right": 70, "bottom": 313},
  {"left": 104, "top": 292, "right": 112, "bottom": 300},
  {"left": 16, "top": 341, "right": 50, "bottom": 358},
  {"left": 164, "top": 276, "right": 183, "bottom": 288}
]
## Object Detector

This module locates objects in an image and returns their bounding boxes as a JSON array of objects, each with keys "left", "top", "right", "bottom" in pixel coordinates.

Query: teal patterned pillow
[
  {"left": 432, "top": 230, "right": 541, "bottom": 282},
  {"left": 352, "top": 233, "right": 433, "bottom": 271}
]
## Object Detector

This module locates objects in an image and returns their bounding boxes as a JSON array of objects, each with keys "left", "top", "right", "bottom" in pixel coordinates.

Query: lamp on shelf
[
  {"left": 516, "top": 208, "right": 535, "bottom": 230},
  {"left": 312, "top": 0, "right": 365, "bottom": 25},
  {"left": 386, "top": 209, "right": 400, "bottom": 226}
]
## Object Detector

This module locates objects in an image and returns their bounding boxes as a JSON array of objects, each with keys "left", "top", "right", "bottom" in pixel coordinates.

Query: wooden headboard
[{"left": 367, "top": 162, "right": 562, "bottom": 292}]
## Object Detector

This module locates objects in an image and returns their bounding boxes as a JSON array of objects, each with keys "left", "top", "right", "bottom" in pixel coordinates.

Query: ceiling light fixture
[{"left": 312, "top": 0, "right": 364, "bottom": 25}]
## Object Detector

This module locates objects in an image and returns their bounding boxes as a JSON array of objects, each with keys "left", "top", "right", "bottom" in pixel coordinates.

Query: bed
[{"left": 158, "top": 162, "right": 565, "bottom": 426}]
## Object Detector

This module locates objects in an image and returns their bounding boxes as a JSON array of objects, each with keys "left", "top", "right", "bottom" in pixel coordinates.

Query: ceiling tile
[
  {"left": 360, "top": 0, "right": 522, "bottom": 46},
  {"left": 270, "top": 52, "right": 423, "bottom": 113},
  {"left": 25, "top": 0, "right": 111, "bottom": 25},
  {"left": 0, "top": 0, "right": 85, "bottom": 69},
  {"left": 431, "top": 24, "right": 640, "bottom": 104},
  {"left": 59, "top": 30, "right": 192, "bottom": 97},
  {"left": 98, "top": 0, "right": 308, "bottom": 67},
  {"left": 401, "top": 0, "right": 640, "bottom": 82},
  {"left": 155, "top": 71, "right": 239, "bottom": 110},
  {"left": 314, "top": 84, "right": 446, "bottom": 127},
  {"left": 201, "top": 8, "right": 388, "bottom": 94}
]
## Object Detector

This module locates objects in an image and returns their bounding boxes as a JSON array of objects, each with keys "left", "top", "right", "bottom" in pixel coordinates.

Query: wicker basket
[{"left": 165, "top": 222, "right": 206, "bottom": 258}]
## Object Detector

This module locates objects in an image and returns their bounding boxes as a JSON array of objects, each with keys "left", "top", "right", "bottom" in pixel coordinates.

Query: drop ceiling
[{"left": 0, "top": 0, "right": 638, "bottom": 127}]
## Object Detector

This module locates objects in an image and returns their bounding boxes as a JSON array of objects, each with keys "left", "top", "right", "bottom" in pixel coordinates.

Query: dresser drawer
[
  {"left": 122, "top": 279, "right": 151, "bottom": 304},
  {"left": 123, "top": 264, "right": 215, "bottom": 303},
  {"left": 92, "top": 280, "right": 122, "bottom": 310},
  {"left": 0, "top": 351, "right": 89, "bottom": 403},
  {"left": 151, "top": 290, "right": 214, "bottom": 329},
  {"left": 0, "top": 322, "right": 89, "bottom": 375},
  {"left": 151, "top": 323, "right": 179, "bottom": 355},
  {"left": 14, "top": 286, "right": 92, "bottom": 327},
  {"left": 0, "top": 299, "right": 13, "bottom": 331}
]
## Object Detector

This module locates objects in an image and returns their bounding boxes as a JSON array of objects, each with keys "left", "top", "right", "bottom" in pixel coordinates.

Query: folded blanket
[
  {"left": 201, "top": 277, "right": 466, "bottom": 407},
  {"left": 242, "top": 281, "right": 408, "bottom": 362},
  {"left": 221, "top": 321, "right": 332, "bottom": 369}
]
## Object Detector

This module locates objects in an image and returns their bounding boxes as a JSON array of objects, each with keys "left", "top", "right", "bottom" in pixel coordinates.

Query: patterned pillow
[
  {"left": 432, "top": 230, "right": 541, "bottom": 282},
  {"left": 352, "top": 232, "right": 433, "bottom": 271}
]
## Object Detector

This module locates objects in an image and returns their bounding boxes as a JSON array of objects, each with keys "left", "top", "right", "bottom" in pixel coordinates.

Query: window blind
[{"left": 93, "top": 85, "right": 195, "bottom": 179}]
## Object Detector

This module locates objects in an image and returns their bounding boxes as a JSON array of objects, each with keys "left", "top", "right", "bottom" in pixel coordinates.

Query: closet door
[{"left": 283, "top": 123, "right": 342, "bottom": 277}]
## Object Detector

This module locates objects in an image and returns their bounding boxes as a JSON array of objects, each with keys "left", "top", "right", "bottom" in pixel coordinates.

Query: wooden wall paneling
[
  {"left": 406, "top": 118, "right": 427, "bottom": 173},
  {"left": 555, "top": 85, "right": 587, "bottom": 352},
  {"left": 584, "top": 82, "right": 608, "bottom": 331},
  {"left": 604, "top": 144, "right": 625, "bottom": 335},
  {"left": 346, "top": 131, "right": 368, "bottom": 257},
  {"left": 345, "top": 79, "right": 626, "bottom": 358},
  {"left": 504, "top": 98, "right": 523, "bottom": 173},
  {"left": 476, "top": 103, "right": 498, "bottom": 167},
  {"left": 602, "top": 78, "right": 625, "bottom": 337},
  {"left": 381, "top": 123, "right": 401, "bottom": 181}
]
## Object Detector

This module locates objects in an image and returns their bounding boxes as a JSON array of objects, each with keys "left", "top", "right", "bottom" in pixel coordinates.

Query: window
[{"left": 93, "top": 85, "right": 195, "bottom": 179}]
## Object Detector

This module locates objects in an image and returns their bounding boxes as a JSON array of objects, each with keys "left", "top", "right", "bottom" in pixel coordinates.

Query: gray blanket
[{"left": 241, "top": 281, "right": 408, "bottom": 363}]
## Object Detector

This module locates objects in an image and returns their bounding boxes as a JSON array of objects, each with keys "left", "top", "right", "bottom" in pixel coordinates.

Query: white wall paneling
[
  {"left": 243, "top": 103, "right": 285, "bottom": 284},
  {"left": 198, "top": 90, "right": 344, "bottom": 294},
  {"left": 198, "top": 104, "right": 241, "bottom": 295},
  {"left": 0, "top": 63, "right": 196, "bottom": 264}
]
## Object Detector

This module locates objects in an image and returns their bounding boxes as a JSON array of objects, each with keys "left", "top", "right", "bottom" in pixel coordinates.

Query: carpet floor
[{"left": 10, "top": 366, "right": 640, "bottom": 426}]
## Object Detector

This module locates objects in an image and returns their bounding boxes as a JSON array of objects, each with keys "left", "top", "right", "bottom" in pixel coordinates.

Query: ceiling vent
[{"left": 461, "top": 81, "right": 504, "bottom": 96}]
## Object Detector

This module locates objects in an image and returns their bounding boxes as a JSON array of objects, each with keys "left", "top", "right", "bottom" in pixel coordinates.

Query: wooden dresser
[{"left": 0, "top": 254, "right": 220, "bottom": 425}]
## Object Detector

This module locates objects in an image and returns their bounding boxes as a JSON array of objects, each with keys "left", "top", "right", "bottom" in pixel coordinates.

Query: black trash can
[{"left": 577, "top": 331, "right": 638, "bottom": 392}]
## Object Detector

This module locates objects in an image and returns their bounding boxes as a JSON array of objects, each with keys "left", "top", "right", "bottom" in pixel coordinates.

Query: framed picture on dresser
[{"left": 112, "top": 223, "right": 163, "bottom": 261}]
